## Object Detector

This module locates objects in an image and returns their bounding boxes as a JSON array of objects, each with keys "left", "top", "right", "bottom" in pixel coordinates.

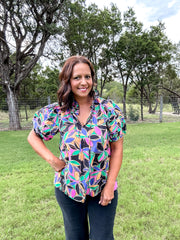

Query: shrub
[{"left": 128, "top": 105, "right": 139, "bottom": 121}]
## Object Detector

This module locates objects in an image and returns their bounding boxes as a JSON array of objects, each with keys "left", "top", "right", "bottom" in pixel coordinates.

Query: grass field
[{"left": 0, "top": 122, "right": 180, "bottom": 240}]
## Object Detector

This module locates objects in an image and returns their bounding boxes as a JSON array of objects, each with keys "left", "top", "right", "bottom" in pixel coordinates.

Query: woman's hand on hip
[{"left": 50, "top": 157, "right": 66, "bottom": 172}]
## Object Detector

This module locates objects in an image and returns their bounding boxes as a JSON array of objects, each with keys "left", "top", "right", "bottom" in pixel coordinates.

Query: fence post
[
  {"left": 47, "top": 96, "right": 51, "bottom": 105},
  {"left": 25, "top": 104, "right": 28, "bottom": 121},
  {"left": 159, "top": 95, "right": 163, "bottom": 123}
]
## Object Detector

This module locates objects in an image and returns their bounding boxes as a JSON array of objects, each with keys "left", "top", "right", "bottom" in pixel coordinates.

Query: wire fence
[{"left": 0, "top": 96, "right": 180, "bottom": 131}]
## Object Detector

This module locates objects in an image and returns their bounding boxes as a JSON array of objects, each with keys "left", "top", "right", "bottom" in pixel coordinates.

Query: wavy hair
[{"left": 57, "top": 56, "right": 95, "bottom": 111}]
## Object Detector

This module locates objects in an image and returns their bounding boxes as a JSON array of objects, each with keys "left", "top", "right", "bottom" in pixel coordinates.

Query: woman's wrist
[{"left": 106, "top": 179, "right": 116, "bottom": 188}]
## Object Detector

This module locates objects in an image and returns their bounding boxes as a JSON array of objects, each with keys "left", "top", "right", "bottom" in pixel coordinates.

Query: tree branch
[{"left": 159, "top": 86, "right": 180, "bottom": 98}]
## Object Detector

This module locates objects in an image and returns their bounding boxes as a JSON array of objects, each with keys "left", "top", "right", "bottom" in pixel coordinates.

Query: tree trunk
[
  {"left": 159, "top": 95, "right": 163, "bottom": 123},
  {"left": 140, "top": 86, "right": 144, "bottom": 121},
  {"left": 148, "top": 101, "right": 153, "bottom": 113},
  {"left": 151, "top": 97, "right": 159, "bottom": 114},
  {"left": 25, "top": 104, "right": 28, "bottom": 121},
  {"left": 148, "top": 92, "right": 159, "bottom": 114},
  {"left": 6, "top": 85, "right": 21, "bottom": 130},
  {"left": 123, "top": 85, "right": 127, "bottom": 119},
  {"left": 100, "top": 78, "right": 103, "bottom": 97},
  {"left": 148, "top": 100, "right": 158, "bottom": 114}
]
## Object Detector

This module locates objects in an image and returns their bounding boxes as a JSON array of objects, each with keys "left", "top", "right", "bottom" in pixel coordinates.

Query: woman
[{"left": 28, "top": 56, "right": 126, "bottom": 240}]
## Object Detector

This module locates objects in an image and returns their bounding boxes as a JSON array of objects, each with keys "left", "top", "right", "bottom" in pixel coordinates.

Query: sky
[{"left": 86, "top": 0, "right": 180, "bottom": 44}]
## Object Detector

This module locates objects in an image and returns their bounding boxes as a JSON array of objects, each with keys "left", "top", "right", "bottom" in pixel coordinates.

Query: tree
[
  {"left": 112, "top": 8, "right": 143, "bottom": 118},
  {"left": 98, "top": 49, "right": 114, "bottom": 96},
  {"left": 36, "top": 66, "right": 60, "bottom": 102},
  {"left": 97, "top": 4, "right": 123, "bottom": 96},
  {"left": 17, "top": 64, "right": 60, "bottom": 115},
  {"left": 132, "top": 23, "right": 172, "bottom": 118},
  {"left": 160, "top": 42, "right": 180, "bottom": 99},
  {"left": 0, "top": 0, "right": 64, "bottom": 129},
  {"left": 19, "top": 63, "right": 43, "bottom": 101},
  {"left": 101, "top": 81, "right": 123, "bottom": 103},
  {"left": 160, "top": 64, "right": 180, "bottom": 98}
]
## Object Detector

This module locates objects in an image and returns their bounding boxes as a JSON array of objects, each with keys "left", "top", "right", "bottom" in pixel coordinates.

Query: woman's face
[{"left": 70, "top": 63, "right": 93, "bottom": 101}]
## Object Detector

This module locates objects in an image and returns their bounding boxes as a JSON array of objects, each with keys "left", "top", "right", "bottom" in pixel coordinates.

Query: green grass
[{"left": 0, "top": 122, "right": 180, "bottom": 239}]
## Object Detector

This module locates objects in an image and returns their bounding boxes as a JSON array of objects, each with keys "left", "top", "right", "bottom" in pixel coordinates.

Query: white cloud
[
  {"left": 130, "top": 2, "right": 155, "bottom": 28},
  {"left": 164, "top": 9, "right": 180, "bottom": 43},
  {"left": 86, "top": 0, "right": 180, "bottom": 43},
  {"left": 168, "top": 0, "right": 177, "bottom": 8}
]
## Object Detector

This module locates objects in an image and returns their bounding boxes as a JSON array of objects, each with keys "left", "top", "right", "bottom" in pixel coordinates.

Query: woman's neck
[{"left": 75, "top": 96, "right": 93, "bottom": 107}]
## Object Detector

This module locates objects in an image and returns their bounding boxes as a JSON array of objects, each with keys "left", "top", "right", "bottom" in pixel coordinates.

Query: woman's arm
[
  {"left": 27, "top": 129, "right": 65, "bottom": 172},
  {"left": 99, "top": 137, "right": 123, "bottom": 206}
]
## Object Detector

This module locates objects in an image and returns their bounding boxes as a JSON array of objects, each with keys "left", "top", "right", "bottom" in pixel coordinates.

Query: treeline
[
  {"left": 23, "top": 0, "right": 180, "bottom": 118},
  {"left": 0, "top": 0, "right": 180, "bottom": 129}
]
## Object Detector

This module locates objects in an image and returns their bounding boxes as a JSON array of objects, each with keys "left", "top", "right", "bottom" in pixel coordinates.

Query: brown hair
[{"left": 57, "top": 56, "right": 95, "bottom": 111}]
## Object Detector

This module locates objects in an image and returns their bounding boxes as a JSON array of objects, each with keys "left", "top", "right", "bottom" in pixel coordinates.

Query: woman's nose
[{"left": 81, "top": 77, "right": 87, "bottom": 84}]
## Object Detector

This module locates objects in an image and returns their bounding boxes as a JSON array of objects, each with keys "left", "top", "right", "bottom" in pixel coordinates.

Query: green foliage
[
  {"left": 18, "top": 65, "right": 59, "bottom": 107},
  {"left": 0, "top": 122, "right": 180, "bottom": 239},
  {"left": 38, "top": 67, "right": 60, "bottom": 102},
  {"left": 60, "top": 0, "right": 109, "bottom": 59},
  {"left": 126, "top": 85, "right": 139, "bottom": 103},
  {"left": 128, "top": 105, "right": 139, "bottom": 121},
  {"left": 101, "top": 81, "right": 123, "bottom": 102}
]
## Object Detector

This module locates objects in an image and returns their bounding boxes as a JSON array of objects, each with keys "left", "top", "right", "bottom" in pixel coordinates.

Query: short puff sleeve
[
  {"left": 105, "top": 100, "right": 126, "bottom": 142},
  {"left": 32, "top": 103, "right": 61, "bottom": 141}
]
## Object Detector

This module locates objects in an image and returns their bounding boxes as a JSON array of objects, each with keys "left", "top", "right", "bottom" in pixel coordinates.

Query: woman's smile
[{"left": 78, "top": 87, "right": 88, "bottom": 92}]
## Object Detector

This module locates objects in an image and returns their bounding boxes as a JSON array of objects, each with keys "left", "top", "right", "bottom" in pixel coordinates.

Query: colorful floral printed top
[{"left": 33, "top": 96, "right": 126, "bottom": 202}]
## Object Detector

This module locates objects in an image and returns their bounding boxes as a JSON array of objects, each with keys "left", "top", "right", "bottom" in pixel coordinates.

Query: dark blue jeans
[{"left": 55, "top": 188, "right": 118, "bottom": 240}]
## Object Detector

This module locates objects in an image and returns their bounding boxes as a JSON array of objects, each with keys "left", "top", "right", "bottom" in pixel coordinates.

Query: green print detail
[
  {"left": 101, "top": 171, "right": 107, "bottom": 177},
  {"left": 90, "top": 186, "right": 99, "bottom": 190},
  {"left": 72, "top": 150, "right": 80, "bottom": 156},
  {"left": 70, "top": 160, "right": 80, "bottom": 166},
  {"left": 98, "top": 152, "right": 104, "bottom": 161},
  {"left": 85, "top": 171, "right": 90, "bottom": 179},
  {"left": 68, "top": 118, "right": 74, "bottom": 123},
  {"left": 83, "top": 152, "right": 89, "bottom": 159},
  {"left": 66, "top": 179, "right": 70, "bottom": 184},
  {"left": 69, "top": 175, "right": 76, "bottom": 181},
  {"left": 55, "top": 183, "right": 60, "bottom": 187},
  {"left": 61, "top": 126, "right": 67, "bottom": 131},
  {"left": 64, "top": 132, "right": 69, "bottom": 139}
]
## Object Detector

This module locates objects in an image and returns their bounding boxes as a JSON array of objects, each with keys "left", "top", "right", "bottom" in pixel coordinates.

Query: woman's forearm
[
  {"left": 99, "top": 137, "right": 124, "bottom": 206},
  {"left": 106, "top": 137, "right": 123, "bottom": 186},
  {"left": 27, "top": 129, "right": 65, "bottom": 171}
]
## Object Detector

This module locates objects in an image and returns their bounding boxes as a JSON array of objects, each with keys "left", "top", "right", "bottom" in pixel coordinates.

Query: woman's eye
[
  {"left": 73, "top": 75, "right": 91, "bottom": 80},
  {"left": 86, "top": 75, "right": 91, "bottom": 79}
]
